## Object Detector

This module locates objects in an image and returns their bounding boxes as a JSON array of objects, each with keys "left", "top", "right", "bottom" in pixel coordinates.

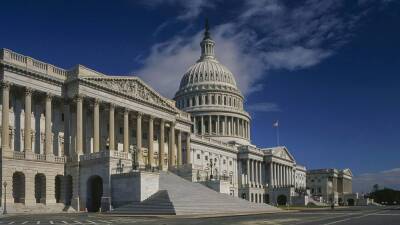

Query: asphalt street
[{"left": 0, "top": 206, "right": 399, "bottom": 225}]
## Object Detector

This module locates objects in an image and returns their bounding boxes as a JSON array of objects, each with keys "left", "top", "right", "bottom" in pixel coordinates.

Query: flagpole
[{"left": 276, "top": 125, "right": 280, "bottom": 146}]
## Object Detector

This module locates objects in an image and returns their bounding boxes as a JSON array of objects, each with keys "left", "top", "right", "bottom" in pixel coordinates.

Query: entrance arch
[
  {"left": 347, "top": 198, "right": 355, "bottom": 206},
  {"left": 35, "top": 173, "right": 46, "bottom": 203},
  {"left": 86, "top": 175, "right": 103, "bottom": 212},
  {"left": 277, "top": 195, "right": 287, "bottom": 206},
  {"left": 65, "top": 175, "right": 73, "bottom": 205},
  {"left": 55, "top": 175, "right": 62, "bottom": 203},
  {"left": 13, "top": 172, "right": 25, "bottom": 204}
]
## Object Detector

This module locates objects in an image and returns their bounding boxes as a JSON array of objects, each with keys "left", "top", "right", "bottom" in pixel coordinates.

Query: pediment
[
  {"left": 82, "top": 76, "right": 177, "bottom": 112},
  {"left": 342, "top": 168, "right": 353, "bottom": 177},
  {"left": 272, "top": 147, "right": 295, "bottom": 162}
]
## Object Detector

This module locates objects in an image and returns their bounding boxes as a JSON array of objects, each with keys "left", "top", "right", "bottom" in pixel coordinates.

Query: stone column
[
  {"left": 246, "top": 159, "right": 250, "bottom": 186},
  {"left": 159, "top": 119, "right": 165, "bottom": 170},
  {"left": 282, "top": 166, "right": 285, "bottom": 187},
  {"left": 75, "top": 95, "right": 83, "bottom": 155},
  {"left": 108, "top": 103, "right": 115, "bottom": 151},
  {"left": 45, "top": 93, "right": 53, "bottom": 155},
  {"left": 247, "top": 122, "right": 250, "bottom": 139},
  {"left": 185, "top": 132, "right": 191, "bottom": 164},
  {"left": 216, "top": 116, "right": 220, "bottom": 135},
  {"left": 277, "top": 164, "right": 281, "bottom": 187},
  {"left": 243, "top": 120, "right": 247, "bottom": 138},
  {"left": 251, "top": 159, "right": 255, "bottom": 187},
  {"left": 193, "top": 116, "right": 197, "bottom": 134},
  {"left": 259, "top": 161, "right": 263, "bottom": 187},
  {"left": 93, "top": 99, "right": 100, "bottom": 153},
  {"left": 148, "top": 116, "right": 154, "bottom": 166},
  {"left": 201, "top": 116, "right": 204, "bottom": 135},
  {"left": 209, "top": 115, "right": 212, "bottom": 134},
  {"left": 270, "top": 162, "right": 274, "bottom": 188},
  {"left": 136, "top": 112, "right": 143, "bottom": 167},
  {"left": 177, "top": 129, "right": 182, "bottom": 166},
  {"left": 168, "top": 122, "right": 175, "bottom": 167},
  {"left": 1, "top": 82, "right": 10, "bottom": 151},
  {"left": 123, "top": 109, "right": 129, "bottom": 153},
  {"left": 24, "top": 88, "right": 32, "bottom": 152},
  {"left": 224, "top": 116, "right": 227, "bottom": 135},
  {"left": 255, "top": 160, "right": 259, "bottom": 187}
]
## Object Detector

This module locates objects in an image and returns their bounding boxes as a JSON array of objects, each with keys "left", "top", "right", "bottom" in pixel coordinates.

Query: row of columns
[
  {"left": 1, "top": 83, "right": 54, "bottom": 156},
  {"left": 192, "top": 115, "right": 249, "bottom": 139},
  {"left": 0, "top": 83, "right": 192, "bottom": 169},
  {"left": 178, "top": 93, "right": 243, "bottom": 110},
  {"left": 75, "top": 95, "right": 192, "bottom": 169},
  {"left": 244, "top": 159, "right": 263, "bottom": 188},
  {"left": 269, "top": 162, "right": 295, "bottom": 188}
]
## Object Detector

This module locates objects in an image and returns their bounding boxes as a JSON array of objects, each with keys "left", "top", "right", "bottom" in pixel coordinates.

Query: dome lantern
[{"left": 199, "top": 19, "right": 216, "bottom": 62}]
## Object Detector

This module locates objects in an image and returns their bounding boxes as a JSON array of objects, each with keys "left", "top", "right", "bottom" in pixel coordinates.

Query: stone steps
[{"left": 113, "top": 171, "right": 279, "bottom": 215}]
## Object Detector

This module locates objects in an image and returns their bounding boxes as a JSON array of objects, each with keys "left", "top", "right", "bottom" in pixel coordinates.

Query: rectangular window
[
  {"left": 205, "top": 156, "right": 208, "bottom": 161},
  {"left": 197, "top": 154, "right": 200, "bottom": 159},
  {"left": 61, "top": 113, "right": 64, "bottom": 121}
]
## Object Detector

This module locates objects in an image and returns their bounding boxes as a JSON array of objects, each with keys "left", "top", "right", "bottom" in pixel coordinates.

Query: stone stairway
[{"left": 113, "top": 171, "right": 280, "bottom": 215}]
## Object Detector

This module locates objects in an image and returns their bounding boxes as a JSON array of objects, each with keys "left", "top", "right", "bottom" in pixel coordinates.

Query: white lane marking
[
  {"left": 321, "top": 210, "right": 381, "bottom": 225},
  {"left": 373, "top": 213, "right": 400, "bottom": 216},
  {"left": 61, "top": 221, "right": 69, "bottom": 224},
  {"left": 7, "top": 222, "right": 14, "bottom": 225},
  {"left": 73, "top": 221, "right": 82, "bottom": 224},
  {"left": 96, "top": 220, "right": 112, "bottom": 224},
  {"left": 86, "top": 221, "right": 96, "bottom": 224},
  {"left": 36, "top": 222, "right": 40, "bottom": 225},
  {"left": 50, "top": 221, "right": 54, "bottom": 224},
  {"left": 21, "top": 222, "right": 29, "bottom": 225}
]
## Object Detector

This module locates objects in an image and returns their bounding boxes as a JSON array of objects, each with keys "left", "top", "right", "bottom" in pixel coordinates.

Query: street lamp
[{"left": 3, "top": 181, "right": 7, "bottom": 214}]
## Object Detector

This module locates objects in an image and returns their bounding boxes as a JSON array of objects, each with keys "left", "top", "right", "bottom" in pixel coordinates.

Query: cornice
[{"left": 0, "top": 60, "right": 65, "bottom": 86}]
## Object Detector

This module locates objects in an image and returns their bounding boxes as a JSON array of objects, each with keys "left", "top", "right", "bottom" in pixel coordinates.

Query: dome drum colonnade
[{"left": 174, "top": 22, "right": 251, "bottom": 145}]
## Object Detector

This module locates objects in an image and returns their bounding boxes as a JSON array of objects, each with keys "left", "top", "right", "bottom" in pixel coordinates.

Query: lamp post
[{"left": 3, "top": 181, "right": 7, "bottom": 214}]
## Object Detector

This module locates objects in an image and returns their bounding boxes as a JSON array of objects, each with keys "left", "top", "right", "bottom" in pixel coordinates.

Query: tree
[{"left": 372, "top": 184, "right": 379, "bottom": 192}]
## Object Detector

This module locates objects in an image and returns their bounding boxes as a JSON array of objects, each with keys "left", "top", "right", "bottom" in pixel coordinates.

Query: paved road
[{"left": 0, "top": 206, "right": 399, "bottom": 225}]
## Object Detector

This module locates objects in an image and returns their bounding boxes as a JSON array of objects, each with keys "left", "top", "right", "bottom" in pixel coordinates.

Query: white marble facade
[{"left": 0, "top": 24, "right": 310, "bottom": 212}]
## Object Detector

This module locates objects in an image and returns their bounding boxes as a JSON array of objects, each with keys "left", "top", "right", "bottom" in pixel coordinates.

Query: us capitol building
[{"left": 0, "top": 24, "right": 356, "bottom": 214}]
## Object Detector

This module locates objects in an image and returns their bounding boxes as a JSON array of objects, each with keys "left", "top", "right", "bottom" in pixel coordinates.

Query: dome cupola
[{"left": 174, "top": 20, "right": 251, "bottom": 145}]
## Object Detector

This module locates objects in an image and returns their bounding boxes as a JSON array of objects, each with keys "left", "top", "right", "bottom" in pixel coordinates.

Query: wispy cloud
[
  {"left": 247, "top": 102, "right": 281, "bottom": 113},
  {"left": 136, "top": 0, "right": 394, "bottom": 98},
  {"left": 353, "top": 168, "right": 400, "bottom": 193}
]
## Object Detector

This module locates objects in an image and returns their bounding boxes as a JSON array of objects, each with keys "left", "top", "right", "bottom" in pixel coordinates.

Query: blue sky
[{"left": 1, "top": 0, "right": 399, "bottom": 192}]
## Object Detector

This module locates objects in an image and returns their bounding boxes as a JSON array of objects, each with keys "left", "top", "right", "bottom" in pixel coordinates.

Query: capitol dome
[{"left": 174, "top": 21, "right": 251, "bottom": 145}]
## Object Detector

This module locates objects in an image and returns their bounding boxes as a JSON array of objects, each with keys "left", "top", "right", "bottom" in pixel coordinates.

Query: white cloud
[
  {"left": 353, "top": 168, "right": 400, "bottom": 193},
  {"left": 264, "top": 47, "right": 332, "bottom": 70},
  {"left": 136, "top": 0, "right": 393, "bottom": 98},
  {"left": 247, "top": 102, "right": 281, "bottom": 113}
]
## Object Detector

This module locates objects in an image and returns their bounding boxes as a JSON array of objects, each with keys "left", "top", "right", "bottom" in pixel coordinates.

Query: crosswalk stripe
[
  {"left": 73, "top": 221, "right": 82, "bottom": 224},
  {"left": 36, "top": 221, "right": 40, "bottom": 224},
  {"left": 86, "top": 221, "right": 96, "bottom": 224},
  {"left": 7, "top": 222, "right": 14, "bottom": 225},
  {"left": 61, "top": 221, "right": 69, "bottom": 224},
  {"left": 21, "top": 222, "right": 28, "bottom": 225},
  {"left": 50, "top": 221, "right": 54, "bottom": 224}
]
